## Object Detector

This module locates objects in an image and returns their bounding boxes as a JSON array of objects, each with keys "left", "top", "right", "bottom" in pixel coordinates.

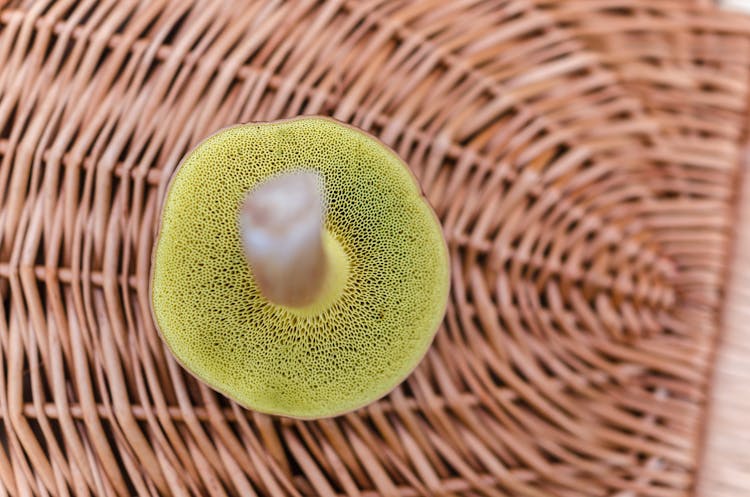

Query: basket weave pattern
[{"left": 0, "top": 1, "right": 748, "bottom": 496}]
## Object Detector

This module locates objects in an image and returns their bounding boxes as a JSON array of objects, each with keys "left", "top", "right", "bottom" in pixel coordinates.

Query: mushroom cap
[{"left": 151, "top": 117, "right": 450, "bottom": 419}]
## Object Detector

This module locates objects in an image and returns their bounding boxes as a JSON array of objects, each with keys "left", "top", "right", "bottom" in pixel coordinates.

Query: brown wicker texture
[
  {"left": 0, "top": 1, "right": 748, "bottom": 496},
  {"left": 697, "top": 148, "right": 750, "bottom": 497},
  {"left": 536, "top": 3, "right": 750, "bottom": 495},
  {"left": 702, "top": 5, "right": 750, "bottom": 481}
]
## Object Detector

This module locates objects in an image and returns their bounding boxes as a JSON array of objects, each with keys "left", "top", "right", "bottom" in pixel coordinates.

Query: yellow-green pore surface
[{"left": 152, "top": 118, "right": 449, "bottom": 418}]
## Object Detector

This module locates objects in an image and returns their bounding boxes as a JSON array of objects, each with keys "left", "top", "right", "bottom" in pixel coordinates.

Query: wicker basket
[{"left": 0, "top": 1, "right": 748, "bottom": 496}]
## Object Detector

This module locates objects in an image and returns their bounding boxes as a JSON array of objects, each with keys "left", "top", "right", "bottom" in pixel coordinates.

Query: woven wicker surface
[
  {"left": 542, "top": 3, "right": 750, "bottom": 495},
  {"left": 0, "top": 1, "right": 748, "bottom": 496},
  {"left": 700, "top": 0, "right": 750, "bottom": 488},
  {"left": 697, "top": 149, "right": 750, "bottom": 497}
]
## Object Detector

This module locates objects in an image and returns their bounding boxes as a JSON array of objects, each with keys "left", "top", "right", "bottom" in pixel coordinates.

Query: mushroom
[{"left": 151, "top": 116, "right": 450, "bottom": 419}]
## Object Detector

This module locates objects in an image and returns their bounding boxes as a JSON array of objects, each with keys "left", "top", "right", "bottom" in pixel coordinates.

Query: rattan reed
[
  {"left": 0, "top": 1, "right": 748, "bottom": 496},
  {"left": 537, "top": 3, "right": 750, "bottom": 495},
  {"left": 698, "top": 149, "right": 750, "bottom": 497}
]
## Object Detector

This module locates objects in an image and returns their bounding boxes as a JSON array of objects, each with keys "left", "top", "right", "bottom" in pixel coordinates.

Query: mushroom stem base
[{"left": 287, "top": 231, "right": 349, "bottom": 316}]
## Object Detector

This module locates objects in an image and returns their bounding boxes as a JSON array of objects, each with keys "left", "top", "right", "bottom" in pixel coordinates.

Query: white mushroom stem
[{"left": 239, "top": 171, "right": 328, "bottom": 307}]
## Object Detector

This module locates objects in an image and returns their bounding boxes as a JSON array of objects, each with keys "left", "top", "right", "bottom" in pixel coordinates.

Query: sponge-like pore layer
[{"left": 152, "top": 117, "right": 450, "bottom": 418}]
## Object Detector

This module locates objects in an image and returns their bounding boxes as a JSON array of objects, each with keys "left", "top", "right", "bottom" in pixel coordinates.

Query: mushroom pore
[{"left": 150, "top": 117, "right": 449, "bottom": 418}]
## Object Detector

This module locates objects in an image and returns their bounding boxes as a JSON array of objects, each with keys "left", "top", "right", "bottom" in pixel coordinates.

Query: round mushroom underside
[{"left": 151, "top": 117, "right": 450, "bottom": 419}]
